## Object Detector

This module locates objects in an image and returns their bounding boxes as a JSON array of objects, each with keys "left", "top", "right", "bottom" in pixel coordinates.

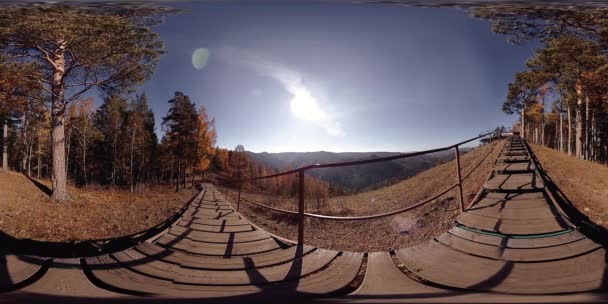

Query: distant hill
[{"left": 247, "top": 149, "right": 471, "bottom": 192}]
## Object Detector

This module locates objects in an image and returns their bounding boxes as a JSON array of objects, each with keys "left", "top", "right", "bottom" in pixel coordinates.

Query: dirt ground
[
  {"left": 225, "top": 140, "right": 505, "bottom": 252},
  {"left": 530, "top": 144, "right": 608, "bottom": 228},
  {"left": 0, "top": 170, "right": 193, "bottom": 242}
]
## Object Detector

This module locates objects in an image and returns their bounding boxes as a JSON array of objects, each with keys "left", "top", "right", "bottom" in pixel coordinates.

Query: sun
[{"left": 290, "top": 88, "right": 325, "bottom": 122}]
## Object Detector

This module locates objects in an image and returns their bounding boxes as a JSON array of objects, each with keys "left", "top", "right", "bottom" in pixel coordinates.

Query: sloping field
[
  {"left": 231, "top": 140, "right": 505, "bottom": 252},
  {"left": 530, "top": 143, "right": 608, "bottom": 228},
  {"left": 0, "top": 170, "right": 193, "bottom": 242}
]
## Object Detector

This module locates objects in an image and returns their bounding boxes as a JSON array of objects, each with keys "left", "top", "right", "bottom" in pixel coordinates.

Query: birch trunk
[
  {"left": 575, "top": 84, "right": 583, "bottom": 159},
  {"left": 585, "top": 96, "right": 590, "bottom": 160},
  {"left": 50, "top": 40, "right": 69, "bottom": 201},
  {"left": 568, "top": 106, "right": 572, "bottom": 156},
  {"left": 2, "top": 120, "right": 8, "bottom": 170},
  {"left": 591, "top": 110, "right": 596, "bottom": 161},
  {"left": 559, "top": 112, "right": 563, "bottom": 153}
]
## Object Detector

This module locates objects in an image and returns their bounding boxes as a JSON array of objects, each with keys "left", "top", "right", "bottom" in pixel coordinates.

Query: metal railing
[{"left": 225, "top": 131, "right": 500, "bottom": 244}]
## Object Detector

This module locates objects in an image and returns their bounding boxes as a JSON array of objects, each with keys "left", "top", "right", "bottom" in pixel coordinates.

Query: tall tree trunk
[
  {"left": 111, "top": 143, "right": 116, "bottom": 186},
  {"left": 175, "top": 158, "right": 180, "bottom": 192},
  {"left": 37, "top": 136, "right": 41, "bottom": 179},
  {"left": 2, "top": 119, "right": 8, "bottom": 170},
  {"left": 541, "top": 95, "right": 545, "bottom": 146},
  {"left": 21, "top": 114, "right": 27, "bottom": 173},
  {"left": 591, "top": 110, "right": 596, "bottom": 161},
  {"left": 82, "top": 135, "right": 87, "bottom": 186},
  {"left": 559, "top": 112, "right": 563, "bottom": 153},
  {"left": 521, "top": 109, "right": 525, "bottom": 139},
  {"left": 27, "top": 143, "right": 32, "bottom": 177},
  {"left": 575, "top": 83, "right": 583, "bottom": 159},
  {"left": 585, "top": 96, "right": 590, "bottom": 160},
  {"left": 567, "top": 106, "right": 572, "bottom": 156},
  {"left": 50, "top": 40, "right": 68, "bottom": 201},
  {"left": 65, "top": 126, "right": 71, "bottom": 177},
  {"left": 130, "top": 129, "right": 135, "bottom": 193},
  {"left": 191, "top": 163, "right": 195, "bottom": 190}
]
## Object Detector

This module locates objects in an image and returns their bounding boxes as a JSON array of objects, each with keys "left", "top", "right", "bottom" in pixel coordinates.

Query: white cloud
[{"left": 217, "top": 47, "right": 345, "bottom": 137}]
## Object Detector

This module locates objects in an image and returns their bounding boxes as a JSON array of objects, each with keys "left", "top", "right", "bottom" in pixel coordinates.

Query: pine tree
[
  {"left": 0, "top": 4, "right": 167, "bottom": 200},
  {"left": 162, "top": 91, "right": 198, "bottom": 191}
]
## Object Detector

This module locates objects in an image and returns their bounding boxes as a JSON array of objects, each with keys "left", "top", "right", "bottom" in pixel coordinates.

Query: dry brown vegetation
[
  {"left": 0, "top": 170, "right": 193, "bottom": 242},
  {"left": 530, "top": 143, "right": 608, "bottom": 227},
  {"left": 228, "top": 140, "right": 505, "bottom": 252}
]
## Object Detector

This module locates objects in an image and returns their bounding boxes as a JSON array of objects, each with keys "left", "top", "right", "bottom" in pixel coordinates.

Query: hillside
[
  {"left": 530, "top": 144, "right": 608, "bottom": 228},
  {"left": 247, "top": 149, "right": 470, "bottom": 192},
  {"left": 0, "top": 171, "right": 192, "bottom": 242},
  {"left": 230, "top": 141, "right": 504, "bottom": 252}
]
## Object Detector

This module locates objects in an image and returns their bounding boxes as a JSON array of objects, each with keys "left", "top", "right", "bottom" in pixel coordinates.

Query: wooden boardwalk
[
  {"left": 397, "top": 136, "right": 608, "bottom": 294},
  {"left": 2, "top": 135, "right": 608, "bottom": 303}
]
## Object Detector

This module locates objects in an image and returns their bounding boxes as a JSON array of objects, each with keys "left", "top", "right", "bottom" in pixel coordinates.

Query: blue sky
[{"left": 140, "top": 2, "right": 537, "bottom": 152}]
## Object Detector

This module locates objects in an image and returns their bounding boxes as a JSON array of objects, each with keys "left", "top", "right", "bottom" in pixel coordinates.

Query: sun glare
[{"left": 290, "top": 88, "right": 325, "bottom": 122}]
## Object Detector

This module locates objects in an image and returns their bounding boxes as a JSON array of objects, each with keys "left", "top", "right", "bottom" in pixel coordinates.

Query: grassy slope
[
  {"left": 0, "top": 170, "right": 193, "bottom": 242},
  {"left": 530, "top": 144, "right": 608, "bottom": 227},
  {"left": 232, "top": 140, "right": 505, "bottom": 252}
]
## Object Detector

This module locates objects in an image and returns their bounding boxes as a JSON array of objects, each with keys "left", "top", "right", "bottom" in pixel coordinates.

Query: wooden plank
[
  {"left": 457, "top": 212, "right": 570, "bottom": 235},
  {"left": 85, "top": 256, "right": 265, "bottom": 298},
  {"left": 289, "top": 252, "right": 364, "bottom": 295},
  {"left": 494, "top": 162, "right": 535, "bottom": 173},
  {"left": 148, "top": 249, "right": 338, "bottom": 285},
  {"left": 397, "top": 241, "right": 606, "bottom": 293},
  {"left": 466, "top": 204, "right": 557, "bottom": 219},
  {"left": 472, "top": 197, "right": 550, "bottom": 210},
  {"left": 155, "top": 235, "right": 282, "bottom": 256},
  {"left": 497, "top": 155, "right": 530, "bottom": 163},
  {"left": 19, "top": 258, "right": 118, "bottom": 297},
  {"left": 135, "top": 243, "right": 315, "bottom": 271},
  {"left": 484, "top": 173, "right": 544, "bottom": 191},
  {"left": 436, "top": 233, "right": 602, "bottom": 262},
  {"left": 449, "top": 226, "right": 587, "bottom": 248},
  {"left": 184, "top": 217, "right": 250, "bottom": 226},
  {"left": 483, "top": 192, "right": 546, "bottom": 200},
  {"left": 0, "top": 254, "right": 46, "bottom": 290},
  {"left": 500, "top": 151, "right": 528, "bottom": 157},
  {"left": 353, "top": 252, "right": 443, "bottom": 296},
  {"left": 175, "top": 221, "right": 254, "bottom": 233},
  {"left": 168, "top": 226, "right": 271, "bottom": 243}
]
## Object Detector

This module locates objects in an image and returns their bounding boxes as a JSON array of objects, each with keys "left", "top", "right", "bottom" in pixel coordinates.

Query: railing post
[
  {"left": 454, "top": 146, "right": 465, "bottom": 212},
  {"left": 297, "top": 169, "right": 305, "bottom": 245},
  {"left": 237, "top": 180, "right": 242, "bottom": 212}
]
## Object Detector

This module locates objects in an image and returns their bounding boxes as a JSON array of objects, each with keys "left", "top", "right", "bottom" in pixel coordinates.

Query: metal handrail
[
  {"left": 224, "top": 130, "right": 498, "bottom": 244},
  {"left": 228, "top": 138, "right": 501, "bottom": 220},
  {"left": 228, "top": 182, "right": 458, "bottom": 220},
  {"left": 238, "top": 131, "right": 493, "bottom": 181}
]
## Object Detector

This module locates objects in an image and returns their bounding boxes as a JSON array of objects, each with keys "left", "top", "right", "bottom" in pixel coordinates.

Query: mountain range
[{"left": 247, "top": 149, "right": 471, "bottom": 192}]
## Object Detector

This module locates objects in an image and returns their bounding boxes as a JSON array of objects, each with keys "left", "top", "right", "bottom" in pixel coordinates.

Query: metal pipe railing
[{"left": 226, "top": 130, "right": 497, "bottom": 244}]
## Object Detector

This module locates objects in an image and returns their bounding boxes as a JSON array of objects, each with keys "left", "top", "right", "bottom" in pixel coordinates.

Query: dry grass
[
  {"left": 530, "top": 144, "right": 608, "bottom": 227},
  {"left": 229, "top": 140, "right": 505, "bottom": 252},
  {"left": 0, "top": 170, "right": 193, "bottom": 242}
]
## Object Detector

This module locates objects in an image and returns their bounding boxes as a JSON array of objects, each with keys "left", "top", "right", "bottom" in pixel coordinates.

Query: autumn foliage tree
[{"left": 193, "top": 105, "right": 217, "bottom": 183}]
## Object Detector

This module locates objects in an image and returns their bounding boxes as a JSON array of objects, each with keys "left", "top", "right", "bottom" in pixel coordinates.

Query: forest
[
  {"left": 473, "top": 5, "right": 608, "bottom": 162},
  {"left": 0, "top": 4, "right": 240, "bottom": 199}
]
